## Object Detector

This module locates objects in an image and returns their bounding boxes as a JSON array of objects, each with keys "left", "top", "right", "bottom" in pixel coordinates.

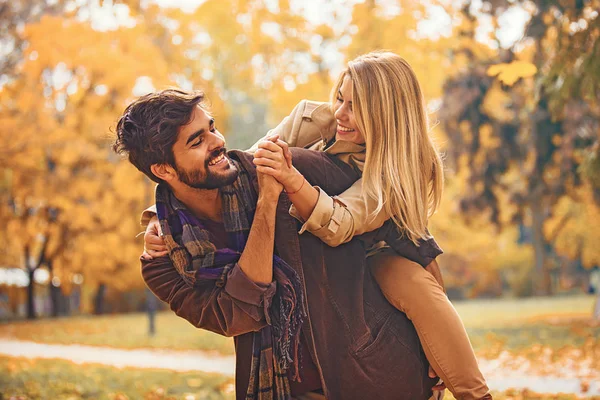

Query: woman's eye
[{"left": 336, "top": 97, "right": 343, "bottom": 103}]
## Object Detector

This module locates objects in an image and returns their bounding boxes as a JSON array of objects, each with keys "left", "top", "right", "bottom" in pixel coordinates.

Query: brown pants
[{"left": 370, "top": 251, "right": 491, "bottom": 400}]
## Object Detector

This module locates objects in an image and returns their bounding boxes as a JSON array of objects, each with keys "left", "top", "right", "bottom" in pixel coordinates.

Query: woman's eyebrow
[{"left": 338, "top": 90, "right": 351, "bottom": 103}]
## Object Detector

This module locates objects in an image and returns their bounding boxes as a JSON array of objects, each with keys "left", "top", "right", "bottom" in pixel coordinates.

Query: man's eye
[
  {"left": 210, "top": 127, "right": 217, "bottom": 133},
  {"left": 192, "top": 139, "right": 203, "bottom": 147}
]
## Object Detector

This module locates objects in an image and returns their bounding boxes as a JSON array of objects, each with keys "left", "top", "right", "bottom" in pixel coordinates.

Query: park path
[{"left": 1, "top": 339, "right": 599, "bottom": 398}]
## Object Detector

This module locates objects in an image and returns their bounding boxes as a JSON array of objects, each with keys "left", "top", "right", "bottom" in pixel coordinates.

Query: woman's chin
[{"left": 335, "top": 131, "right": 363, "bottom": 145}]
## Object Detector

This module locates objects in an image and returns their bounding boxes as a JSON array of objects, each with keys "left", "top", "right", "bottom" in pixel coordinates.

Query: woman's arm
[
  {"left": 289, "top": 179, "right": 389, "bottom": 246},
  {"left": 253, "top": 139, "right": 388, "bottom": 246}
]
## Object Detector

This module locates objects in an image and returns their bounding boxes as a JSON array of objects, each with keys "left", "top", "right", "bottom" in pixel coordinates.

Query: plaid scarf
[{"left": 155, "top": 159, "right": 305, "bottom": 400}]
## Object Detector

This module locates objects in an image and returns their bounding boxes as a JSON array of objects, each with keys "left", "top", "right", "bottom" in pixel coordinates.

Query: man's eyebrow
[
  {"left": 185, "top": 119, "right": 215, "bottom": 146},
  {"left": 186, "top": 128, "right": 205, "bottom": 145}
]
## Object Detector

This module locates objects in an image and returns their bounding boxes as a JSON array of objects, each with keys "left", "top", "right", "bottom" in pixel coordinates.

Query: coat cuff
[
  {"left": 225, "top": 264, "right": 277, "bottom": 306},
  {"left": 289, "top": 186, "right": 340, "bottom": 235}
]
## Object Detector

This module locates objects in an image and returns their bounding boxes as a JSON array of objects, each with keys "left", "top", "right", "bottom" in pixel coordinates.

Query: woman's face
[{"left": 333, "top": 75, "right": 365, "bottom": 145}]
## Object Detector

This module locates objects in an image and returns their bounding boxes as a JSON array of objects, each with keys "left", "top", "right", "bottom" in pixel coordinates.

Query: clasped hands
[{"left": 252, "top": 134, "right": 304, "bottom": 194}]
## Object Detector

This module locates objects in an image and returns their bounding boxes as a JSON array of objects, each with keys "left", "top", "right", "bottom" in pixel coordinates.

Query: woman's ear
[{"left": 151, "top": 163, "right": 176, "bottom": 183}]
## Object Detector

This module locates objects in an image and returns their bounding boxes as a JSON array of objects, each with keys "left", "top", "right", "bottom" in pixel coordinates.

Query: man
[{"left": 113, "top": 88, "right": 440, "bottom": 399}]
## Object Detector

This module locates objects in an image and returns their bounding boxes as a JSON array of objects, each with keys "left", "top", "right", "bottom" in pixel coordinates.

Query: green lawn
[
  {"left": 454, "top": 295, "right": 599, "bottom": 357},
  {"left": 1, "top": 295, "right": 596, "bottom": 356},
  {"left": 0, "top": 311, "right": 235, "bottom": 355},
  {"left": 0, "top": 355, "right": 234, "bottom": 400},
  {"left": 0, "top": 296, "right": 597, "bottom": 399}
]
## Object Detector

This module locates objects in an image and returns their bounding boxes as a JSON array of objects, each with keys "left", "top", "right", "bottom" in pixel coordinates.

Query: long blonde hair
[{"left": 330, "top": 51, "right": 444, "bottom": 244}]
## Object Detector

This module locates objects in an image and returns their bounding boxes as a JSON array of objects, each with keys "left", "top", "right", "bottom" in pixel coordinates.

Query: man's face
[{"left": 171, "top": 105, "right": 238, "bottom": 190}]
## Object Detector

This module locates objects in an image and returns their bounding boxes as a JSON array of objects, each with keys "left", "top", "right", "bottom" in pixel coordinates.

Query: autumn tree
[
  {"left": 440, "top": 1, "right": 599, "bottom": 295},
  {"left": 0, "top": 1, "right": 186, "bottom": 317}
]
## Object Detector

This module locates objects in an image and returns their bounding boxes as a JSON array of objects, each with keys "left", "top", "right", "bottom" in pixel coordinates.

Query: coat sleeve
[
  {"left": 287, "top": 148, "right": 443, "bottom": 267},
  {"left": 142, "top": 256, "right": 277, "bottom": 337},
  {"left": 362, "top": 222, "right": 444, "bottom": 267},
  {"left": 288, "top": 178, "right": 389, "bottom": 247}
]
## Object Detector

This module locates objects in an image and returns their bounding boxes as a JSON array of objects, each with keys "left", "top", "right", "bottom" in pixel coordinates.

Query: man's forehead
[{"left": 179, "top": 106, "right": 211, "bottom": 136}]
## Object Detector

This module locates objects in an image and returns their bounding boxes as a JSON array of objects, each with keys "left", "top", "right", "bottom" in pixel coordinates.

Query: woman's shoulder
[{"left": 296, "top": 100, "right": 333, "bottom": 122}]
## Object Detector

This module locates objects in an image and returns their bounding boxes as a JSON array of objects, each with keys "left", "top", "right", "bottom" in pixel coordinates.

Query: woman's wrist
[{"left": 284, "top": 169, "right": 304, "bottom": 194}]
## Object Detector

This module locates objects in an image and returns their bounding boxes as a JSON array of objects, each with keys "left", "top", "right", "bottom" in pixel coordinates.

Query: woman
[
  {"left": 252, "top": 51, "right": 491, "bottom": 400},
  {"left": 144, "top": 51, "right": 491, "bottom": 399}
]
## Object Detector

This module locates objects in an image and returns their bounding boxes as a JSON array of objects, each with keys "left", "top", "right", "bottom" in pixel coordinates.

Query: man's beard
[{"left": 176, "top": 149, "right": 239, "bottom": 190}]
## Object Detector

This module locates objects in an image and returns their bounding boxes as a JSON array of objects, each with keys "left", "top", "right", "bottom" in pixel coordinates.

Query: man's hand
[
  {"left": 257, "top": 168, "right": 283, "bottom": 201},
  {"left": 143, "top": 216, "right": 168, "bottom": 259},
  {"left": 429, "top": 366, "right": 447, "bottom": 392}
]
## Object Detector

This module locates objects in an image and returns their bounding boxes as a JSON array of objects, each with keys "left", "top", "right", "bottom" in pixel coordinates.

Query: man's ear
[{"left": 151, "top": 163, "right": 176, "bottom": 182}]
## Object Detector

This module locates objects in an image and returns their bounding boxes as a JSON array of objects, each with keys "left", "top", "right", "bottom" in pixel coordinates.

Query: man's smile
[{"left": 208, "top": 152, "right": 226, "bottom": 166}]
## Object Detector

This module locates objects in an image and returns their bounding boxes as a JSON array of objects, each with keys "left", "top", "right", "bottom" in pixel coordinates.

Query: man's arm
[
  {"left": 142, "top": 256, "right": 275, "bottom": 337},
  {"left": 141, "top": 171, "right": 283, "bottom": 336},
  {"left": 237, "top": 171, "right": 282, "bottom": 284}
]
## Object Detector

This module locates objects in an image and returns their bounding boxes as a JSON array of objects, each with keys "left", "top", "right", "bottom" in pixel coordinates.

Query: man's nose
[{"left": 207, "top": 131, "right": 225, "bottom": 151}]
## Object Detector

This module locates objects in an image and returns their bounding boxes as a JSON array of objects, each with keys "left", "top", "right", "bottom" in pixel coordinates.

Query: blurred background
[{"left": 0, "top": 0, "right": 598, "bottom": 399}]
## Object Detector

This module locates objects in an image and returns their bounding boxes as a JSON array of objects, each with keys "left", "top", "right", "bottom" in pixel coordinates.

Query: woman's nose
[{"left": 334, "top": 104, "right": 346, "bottom": 121}]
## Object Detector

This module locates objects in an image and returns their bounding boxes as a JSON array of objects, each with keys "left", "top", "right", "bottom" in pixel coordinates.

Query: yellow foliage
[
  {"left": 481, "top": 82, "right": 515, "bottom": 123},
  {"left": 545, "top": 185, "right": 600, "bottom": 268},
  {"left": 487, "top": 61, "right": 538, "bottom": 86}
]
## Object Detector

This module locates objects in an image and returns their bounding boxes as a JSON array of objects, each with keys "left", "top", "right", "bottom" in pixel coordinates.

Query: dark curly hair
[{"left": 113, "top": 89, "right": 206, "bottom": 183}]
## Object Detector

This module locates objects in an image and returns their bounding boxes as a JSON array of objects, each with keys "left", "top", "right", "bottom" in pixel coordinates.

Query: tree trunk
[
  {"left": 146, "top": 288, "right": 157, "bottom": 336},
  {"left": 47, "top": 260, "right": 61, "bottom": 317},
  {"left": 531, "top": 202, "right": 552, "bottom": 296},
  {"left": 26, "top": 268, "right": 36, "bottom": 319},
  {"left": 93, "top": 283, "right": 106, "bottom": 315}
]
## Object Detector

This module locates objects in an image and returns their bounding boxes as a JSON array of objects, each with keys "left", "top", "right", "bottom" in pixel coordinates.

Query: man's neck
[{"left": 171, "top": 185, "right": 222, "bottom": 222}]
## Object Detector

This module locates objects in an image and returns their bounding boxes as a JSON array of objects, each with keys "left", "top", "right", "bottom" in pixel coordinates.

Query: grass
[
  {"left": 1, "top": 295, "right": 595, "bottom": 355},
  {"left": 0, "top": 356, "right": 594, "bottom": 400},
  {"left": 0, "top": 355, "right": 235, "bottom": 400},
  {"left": 0, "top": 311, "right": 235, "bottom": 355},
  {"left": 0, "top": 295, "right": 598, "bottom": 399},
  {"left": 452, "top": 295, "right": 600, "bottom": 356},
  {"left": 449, "top": 391, "right": 600, "bottom": 400},
  {"left": 453, "top": 295, "right": 595, "bottom": 328}
]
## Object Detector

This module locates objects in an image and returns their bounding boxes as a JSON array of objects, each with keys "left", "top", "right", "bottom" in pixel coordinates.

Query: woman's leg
[{"left": 369, "top": 251, "right": 491, "bottom": 400}]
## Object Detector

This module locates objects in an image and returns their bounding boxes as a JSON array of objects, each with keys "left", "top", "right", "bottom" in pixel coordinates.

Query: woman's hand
[
  {"left": 253, "top": 135, "right": 303, "bottom": 193},
  {"left": 142, "top": 216, "right": 168, "bottom": 259}
]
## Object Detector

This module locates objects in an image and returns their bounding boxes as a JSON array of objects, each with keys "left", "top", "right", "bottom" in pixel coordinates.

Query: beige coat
[{"left": 250, "top": 100, "right": 390, "bottom": 246}]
